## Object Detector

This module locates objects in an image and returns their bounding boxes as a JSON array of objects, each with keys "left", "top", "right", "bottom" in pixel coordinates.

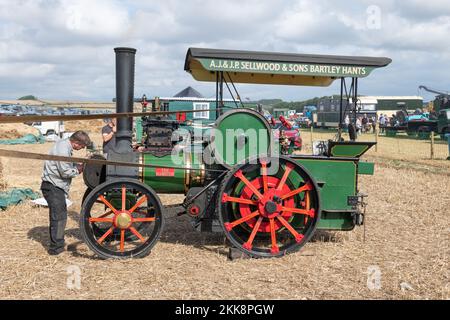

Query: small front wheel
[{"left": 80, "top": 178, "right": 164, "bottom": 259}]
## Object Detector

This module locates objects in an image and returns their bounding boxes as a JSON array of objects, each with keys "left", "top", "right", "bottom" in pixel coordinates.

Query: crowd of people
[{"left": 343, "top": 113, "right": 403, "bottom": 136}]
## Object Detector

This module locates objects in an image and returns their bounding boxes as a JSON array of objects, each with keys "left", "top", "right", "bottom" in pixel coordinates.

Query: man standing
[
  {"left": 102, "top": 118, "right": 116, "bottom": 154},
  {"left": 371, "top": 115, "right": 377, "bottom": 133},
  {"left": 41, "top": 131, "right": 91, "bottom": 255},
  {"left": 344, "top": 115, "right": 350, "bottom": 130},
  {"left": 379, "top": 114, "right": 386, "bottom": 133}
]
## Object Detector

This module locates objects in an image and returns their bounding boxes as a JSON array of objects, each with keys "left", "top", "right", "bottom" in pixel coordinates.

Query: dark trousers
[{"left": 40, "top": 181, "right": 67, "bottom": 252}]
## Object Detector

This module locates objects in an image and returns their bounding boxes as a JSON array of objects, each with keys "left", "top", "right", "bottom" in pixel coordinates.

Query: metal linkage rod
[{"left": 0, "top": 148, "right": 226, "bottom": 173}]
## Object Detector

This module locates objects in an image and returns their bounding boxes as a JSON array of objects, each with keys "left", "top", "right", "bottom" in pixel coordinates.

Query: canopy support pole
[
  {"left": 338, "top": 77, "right": 344, "bottom": 140},
  {"left": 215, "top": 72, "right": 219, "bottom": 119},
  {"left": 353, "top": 77, "right": 358, "bottom": 126},
  {"left": 219, "top": 71, "right": 224, "bottom": 118}
]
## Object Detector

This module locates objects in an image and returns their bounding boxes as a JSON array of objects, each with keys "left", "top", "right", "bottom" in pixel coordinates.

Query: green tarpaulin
[
  {"left": 0, "top": 188, "right": 40, "bottom": 210},
  {"left": 0, "top": 133, "right": 45, "bottom": 145}
]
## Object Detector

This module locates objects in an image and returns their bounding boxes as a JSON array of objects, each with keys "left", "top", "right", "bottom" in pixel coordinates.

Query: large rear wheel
[
  {"left": 218, "top": 156, "right": 320, "bottom": 258},
  {"left": 80, "top": 178, "right": 164, "bottom": 259}
]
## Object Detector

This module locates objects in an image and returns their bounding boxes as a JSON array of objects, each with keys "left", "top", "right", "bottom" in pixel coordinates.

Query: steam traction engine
[{"left": 81, "top": 47, "right": 390, "bottom": 259}]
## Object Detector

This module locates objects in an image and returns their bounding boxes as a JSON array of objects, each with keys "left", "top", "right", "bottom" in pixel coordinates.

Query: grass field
[
  {"left": 0, "top": 124, "right": 448, "bottom": 300},
  {"left": 299, "top": 128, "right": 450, "bottom": 166}
]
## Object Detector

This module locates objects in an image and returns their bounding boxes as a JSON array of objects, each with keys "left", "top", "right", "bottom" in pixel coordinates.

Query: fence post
[
  {"left": 310, "top": 125, "right": 313, "bottom": 153},
  {"left": 375, "top": 126, "right": 378, "bottom": 152},
  {"left": 430, "top": 132, "right": 434, "bottom": 160}
]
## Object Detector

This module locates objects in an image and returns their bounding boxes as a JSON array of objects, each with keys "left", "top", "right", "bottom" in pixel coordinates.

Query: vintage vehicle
[
  {"left": 31, "top": 120, "right": 64, "bottom": 137},
  {"left": 79, "top": 47, "right": 391, "bottom": 259},
  {"left": 386, "top": 86, "right": 450, "bottom": 139}
]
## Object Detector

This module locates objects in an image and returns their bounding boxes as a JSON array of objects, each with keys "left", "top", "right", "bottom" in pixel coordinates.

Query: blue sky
[{"left": 1, "top": 0, "right": 449, "bottom": 102}]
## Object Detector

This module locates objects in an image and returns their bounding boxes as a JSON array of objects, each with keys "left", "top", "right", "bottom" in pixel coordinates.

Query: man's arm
[
  {"left": 103, "top": 131, "right": 114, "bottom": 142},
  {"left": 102, "top": 125, "right": 116, "bottom": 142},
  {"left": 57, "top": 161, "right": 79, "bottom": 179},
  {"left": 54, "top": 142, "right": 80, "bottom": 179}
]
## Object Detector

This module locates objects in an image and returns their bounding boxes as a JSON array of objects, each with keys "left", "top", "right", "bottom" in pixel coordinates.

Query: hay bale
[
  {"left": 64, "top": 119, "right": 105, "bottom": 133},
  {"left": 0, "top": 123, "right": 40, "bottom": 139}
]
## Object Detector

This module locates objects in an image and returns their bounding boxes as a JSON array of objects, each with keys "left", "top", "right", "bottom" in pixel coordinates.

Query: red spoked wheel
[
  {"left": 80, "top": 178, "right": 164, "bottom": 259},
  {"left": 218, "top": 156, "right": 320, "bottom": 258}
]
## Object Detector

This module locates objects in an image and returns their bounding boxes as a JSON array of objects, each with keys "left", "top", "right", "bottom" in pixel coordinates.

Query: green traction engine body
[
  {"left": 80, "top": 46, "right": 388, "bottom": 259},
  {"left": 133, "top": 108, "right": 375, "bottom": 232}
]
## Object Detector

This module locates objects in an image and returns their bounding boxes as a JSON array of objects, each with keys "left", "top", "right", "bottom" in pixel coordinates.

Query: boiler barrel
[{"left": 141, "top": 147, "right": 204, "bottom": 194}]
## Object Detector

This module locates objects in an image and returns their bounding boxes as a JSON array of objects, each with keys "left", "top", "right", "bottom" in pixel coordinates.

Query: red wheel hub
[
  {"left": 257, "top": 188, "right": 284, "bottom": 218},
  {"left": 239, "top": 176, "right": 295, "bottom": 232}
]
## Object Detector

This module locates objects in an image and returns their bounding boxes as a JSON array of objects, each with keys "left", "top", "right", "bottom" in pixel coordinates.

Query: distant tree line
[
  {"left": 18, "top": 95, "right": 38, "bottom": 100},
  {"left": 255, "top": 95, "right": 341, "bottom": 113}
]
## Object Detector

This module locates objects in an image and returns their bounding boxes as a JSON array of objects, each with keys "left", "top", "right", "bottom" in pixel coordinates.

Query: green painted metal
[
  {"left": 295, "top": 158, "right": 357, "bottom": 230},
  {"left": 318, "top": 212, "right": 355, "bottom": 230},
  {"left": 197, "top": 58, "right": 376, "bottom": 78},
  {"left": 358, "top": 161, "right": 375, "bottom": 175},
  {"left": 135, "top": 117, "right": 143, "bottom": 144},
  {"left": 142, "top": 149, "right": 204, "bottom": 194},
  {"left": 330, "top": 144, "right": 369, "bottom": 157},
  {"left": 142, "top": 152, "right": 187, "bottom": 194},
  {"left": 212, "top": 110, "right": 271, "bottom": 168},
  {"left": 109, "top": 192, "right": 137, "bottom": 210},
  {"left": 297, "top": 159, "right": 356, "bottom": 211},
  {"left": 376, "top": 97, "right": 423, "bottom": 111}
]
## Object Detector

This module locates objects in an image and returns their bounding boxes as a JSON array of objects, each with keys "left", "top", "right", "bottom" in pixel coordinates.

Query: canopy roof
[{"left": 184, "top": 48, "right": 392, "bottom": 87}]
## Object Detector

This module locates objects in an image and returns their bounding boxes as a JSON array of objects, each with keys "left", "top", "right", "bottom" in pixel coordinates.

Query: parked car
[
  {"left": 296, "top": 116, "right": 312, "bottom": 128},
  {"left": 31, "top": 121, "right": 64, "bottom": 136}
]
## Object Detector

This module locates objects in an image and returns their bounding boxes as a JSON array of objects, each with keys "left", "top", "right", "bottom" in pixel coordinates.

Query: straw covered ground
[{"left": 0, "top": 129, "right": 448, "bottom": 300}]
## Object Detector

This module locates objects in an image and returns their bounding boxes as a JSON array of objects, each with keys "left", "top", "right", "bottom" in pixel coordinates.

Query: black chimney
[{"left": 114, "top": 47, "right": 136, "bottom": 153}]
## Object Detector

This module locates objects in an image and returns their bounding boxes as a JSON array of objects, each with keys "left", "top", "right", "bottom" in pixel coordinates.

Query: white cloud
[
  {"left": 62, "top": 0, "right": 130, "bottom": 38},
  {"left": 0, "top": 62, "right": 55, "bottom": 78},
  {"left": 0, "top": 0, "right": 448, "bottom": 101}
]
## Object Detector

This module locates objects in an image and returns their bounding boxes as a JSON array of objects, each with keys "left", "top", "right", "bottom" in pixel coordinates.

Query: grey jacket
[{"left": 41, "top": 138, "right": 79, "bottom": 194}]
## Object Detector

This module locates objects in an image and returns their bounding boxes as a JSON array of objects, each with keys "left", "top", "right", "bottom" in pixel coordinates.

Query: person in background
[
  {"left": 356, "top": 117, "right": 362, "bottom": 136},
  {"left": 379, "top": 114, "right": 386, "bottom": 133},
  {"left": 41, "top": 131, "right": 91, "bottom": 255},
  {"left": 361, "top": 114, "right": 368, "bottom": 133},
  {"left": 371, "top": 115, "right": 377, "bottom": 133},
  {"left": 102, "top": 118, "right": 116, "bottom": 154},
  {"left": 141, "top": 94, "right": 148, "bottom": 111},
  {"left": 344, "top": 114, "right": 350, "bottom": 131}
]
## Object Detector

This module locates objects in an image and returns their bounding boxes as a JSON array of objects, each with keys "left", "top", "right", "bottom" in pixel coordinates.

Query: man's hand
[{"left": 76, "top": 163, "right": 84, "bottom": 174}]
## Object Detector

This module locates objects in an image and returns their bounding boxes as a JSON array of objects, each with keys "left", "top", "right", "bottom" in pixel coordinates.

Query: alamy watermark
[
  {"left": 170, "top": 120, "right": 282, "bottom": 173},
  {"left": 366, "top": 5, "right": 382, "bottom": 30},
  {"left": 66, "top": 265, "right": 81, "bottom": 290},
  {"left": 367, "top": 265, "right": 382, "bottom": 290}
]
